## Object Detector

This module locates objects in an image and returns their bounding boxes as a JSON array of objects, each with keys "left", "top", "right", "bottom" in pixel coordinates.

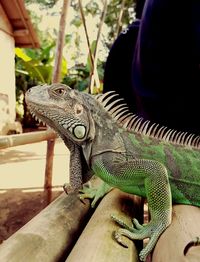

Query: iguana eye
[
  {"left": 54, "top": 88, "right": 66, "bottom": 96},
  {"left": 73, "top": 125, "right": 86, "bottom": 139}
]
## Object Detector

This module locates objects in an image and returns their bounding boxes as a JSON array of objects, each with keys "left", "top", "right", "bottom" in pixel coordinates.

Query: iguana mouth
[
  {"left": 27, "top": 105, "right": 47, "bottom": 126},
  {"left": 27, "top": 102, "right": 63, "bottom": 137}
]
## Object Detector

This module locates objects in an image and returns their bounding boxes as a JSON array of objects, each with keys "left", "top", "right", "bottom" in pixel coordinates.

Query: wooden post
[
  {"left": 44, "top": 0, "right": 70, "bottom": 189},
  {"left": 44, "top": 139, "right": 56, "bottom": 189},
  {"left": 66, "top": 189, "right": 140, "bottom": 262}
]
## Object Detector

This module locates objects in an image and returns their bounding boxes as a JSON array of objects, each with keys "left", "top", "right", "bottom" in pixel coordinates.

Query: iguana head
[{"left": 25, "top": 83, "right": 95, "bottom": 145}]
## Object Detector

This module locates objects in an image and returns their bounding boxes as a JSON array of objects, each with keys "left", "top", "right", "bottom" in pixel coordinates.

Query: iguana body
[{"left": 25, "top": 84, "right": 200, "bottom": 261}]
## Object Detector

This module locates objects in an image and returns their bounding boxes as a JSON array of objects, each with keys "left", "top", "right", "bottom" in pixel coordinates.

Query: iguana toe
[
  {"left": 79, "top": 185, "right": 102, "bottom": 208},
  {"left": 63, "top": 183, "right": 74, "bottom": 194},
  {"left": 113, "top": 230, "right": 129, "bottom": 248},
  {"left": 111, "top": 215, "right": 135, "bottom": 231},
  {"left": 132, "top": 218, "right": 145, "bottom": 230},
  {"left": 112, "top": 215, "right": 168, "bottom": 261}
]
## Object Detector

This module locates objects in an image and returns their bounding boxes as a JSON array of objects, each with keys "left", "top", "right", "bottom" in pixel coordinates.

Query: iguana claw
[
  {"left": 63, "top": 183, "right": 93, "bottom": 205},
  {"left": 79, "top": 197, "right": 88, "bottom": 205},
  {"left": 63, "top": 182, "right": 111, "bottom": 208},
  {"left": 63, "top": 183, "right": 74, "bottom": 194},
  {"left": 113, "top": 230, "right": 129, "bottom": 248},
  {"left": 111, "top": 215, "right": 134, "bottom": 231},
  {"left": 79, "top": 184, "right": 103, "bottom": 208},
  {"left": 111, "top": 214, "right": 167, "bottom": 261},
  {"left": 79, "top": 182, "right": 113, "bottom": 208},
  {"left": 111, "top": 215, "right": 145, "bottom": 232}
]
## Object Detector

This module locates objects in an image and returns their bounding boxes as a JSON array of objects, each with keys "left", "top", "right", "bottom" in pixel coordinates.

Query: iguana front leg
[
  {"left": 92, "top": 158, "right": 172, "bottom": 261},
  {"left": 62, "top": 137, "right": 110, "bottom": 206},
  {"left": 62, "top": 137, "right": 92, "bottom": 193}
]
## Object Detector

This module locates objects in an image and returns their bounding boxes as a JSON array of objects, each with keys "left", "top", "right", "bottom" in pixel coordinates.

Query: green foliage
[
  {"left": 25, "top": 0, "right": 59, "bottom": 9},
  {"left": 16, "top": 47, "right": 52, "bottom": 84},
  {"left": 15, "top": 42, "right": 67, "bottom": 127},
  {"left": 85, "top": 1, "right": 100, "bottom": 16},
  {"left": 15, "top": 40, "right": 69, "bottom": 84},
  {"left": 62, "top": 60, "right": 104, "bottom": 93},
  {"left": 17, "top": 0, "right": 136, "bottom": 127},
  {"left": 70, "top": 15, "right": 82, "bottom": 28},
  {"left": 105, "top": 0, "right": 136, "bottom": 42},
  {"left": 71, "top": 0, "right": 135, "bottom": 46}
]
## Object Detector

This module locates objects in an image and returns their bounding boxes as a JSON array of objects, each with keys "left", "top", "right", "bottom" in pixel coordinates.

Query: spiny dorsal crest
[{"left": 95, "top": 91, "right": 200, "bottom": 149}]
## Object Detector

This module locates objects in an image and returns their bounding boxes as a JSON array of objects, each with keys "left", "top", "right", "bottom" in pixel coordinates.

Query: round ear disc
[{"left": 73, "top": 125, "right": 86, "bottom": 139}]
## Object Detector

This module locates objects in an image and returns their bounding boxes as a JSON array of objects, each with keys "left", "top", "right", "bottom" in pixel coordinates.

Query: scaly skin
[{"left": 25, "top": 84, "right": 200, "bottom": 261}]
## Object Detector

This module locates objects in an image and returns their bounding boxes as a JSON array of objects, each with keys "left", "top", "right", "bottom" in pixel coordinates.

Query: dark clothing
[
  {"left": 103, "top": 0, "right": 200, "bottom": 134},
  {"left": 135, "top": 0, "right": 146, "bottom": 19},
  {"left": 103, "top": 21, "right": 140, "bottom": 112}
]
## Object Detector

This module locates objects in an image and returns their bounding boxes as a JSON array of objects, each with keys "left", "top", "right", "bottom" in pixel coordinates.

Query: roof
[{"left": 0, "top": 0, "right": 40, "bottom": 48}]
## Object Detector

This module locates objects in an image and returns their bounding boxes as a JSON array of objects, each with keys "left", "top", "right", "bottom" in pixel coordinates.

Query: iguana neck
[{"left": 81, "top": 124, "right": 126, "bottom": 168}]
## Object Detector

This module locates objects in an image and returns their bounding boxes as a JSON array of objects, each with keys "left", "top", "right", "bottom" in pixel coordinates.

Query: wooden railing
[
  {"left": 0, "top": 129, "right": 56, "bottom": 149},
  {"left": 0, "top": 129, "right": 57, "bottom": 190},
  {"left": 0, "top": 186, "right": 141, "bottom": 262}
]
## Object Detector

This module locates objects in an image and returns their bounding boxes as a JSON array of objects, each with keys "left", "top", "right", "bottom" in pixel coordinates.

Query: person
[{"left": 103, "top": 0, "right": 200, "bottom": 134}]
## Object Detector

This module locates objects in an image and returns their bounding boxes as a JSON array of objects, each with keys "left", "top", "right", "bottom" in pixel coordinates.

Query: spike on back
[{"left": 95, "top": 91, "right": 200, "bottom": 149}]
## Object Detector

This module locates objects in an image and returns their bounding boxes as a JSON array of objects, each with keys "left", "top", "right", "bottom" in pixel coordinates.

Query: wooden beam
[
  {"left": 66, "top": 189, "right": 139, "bottom": 262},
  {"left": 13, "top": 29, "right": 29, "bottom": 37},
  {"left": 0, "top": 192, "right": 92, "bottom": 262},
  {"left": 0, "top": 130, "right": 57, "bottom": 149}
]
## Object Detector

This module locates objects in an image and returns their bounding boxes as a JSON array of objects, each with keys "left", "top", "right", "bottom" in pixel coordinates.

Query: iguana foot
[
  {"left": 79, "top": 181, "right": 112, "bottom": 208},
  {"left": 111, "top": 215, "right": 145, "bottom": 232},
  {"left": 111, "top": 215, "right": 168, "bottom": 261},
  {"left": 63, "top": 183, "right": 75, "bottom": 194},
  {"left": 79, "top": 183, "right": 101, "bottom": 208}
]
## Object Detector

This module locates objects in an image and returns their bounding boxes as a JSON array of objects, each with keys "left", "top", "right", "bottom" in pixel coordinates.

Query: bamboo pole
[
  {"left": 78, "top": 0, "right": 101, "bottom": 94},
  {"left": 66, "top": 189, "right": 139, "bottom": 262},
  {"left": 0, "top": 130, "right": 56, "bottom": 149},
  {"left": 45, "top": 0, "right": 70, "bottom": 189},
  {"left": 115, "top": 0, "right": 126, "bottom": 39},
  {"left": 89, "top": 0, "right": 108, "bottom": 94},
  {"left": 0, "top": 192, "right": 92, "bottom": 262},
  {"left": 52, "top": 0, "right": 70, "bottom": 83}
]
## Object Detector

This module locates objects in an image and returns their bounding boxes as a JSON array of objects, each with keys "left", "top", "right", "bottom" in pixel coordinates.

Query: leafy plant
[{"left": 15, "top": 42, "right": 68, "bottom": 127}]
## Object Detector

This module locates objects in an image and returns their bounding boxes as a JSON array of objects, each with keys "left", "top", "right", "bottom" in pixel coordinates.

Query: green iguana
[{"left": 25, "top": 83, "right": 200, "bottom": 261}]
